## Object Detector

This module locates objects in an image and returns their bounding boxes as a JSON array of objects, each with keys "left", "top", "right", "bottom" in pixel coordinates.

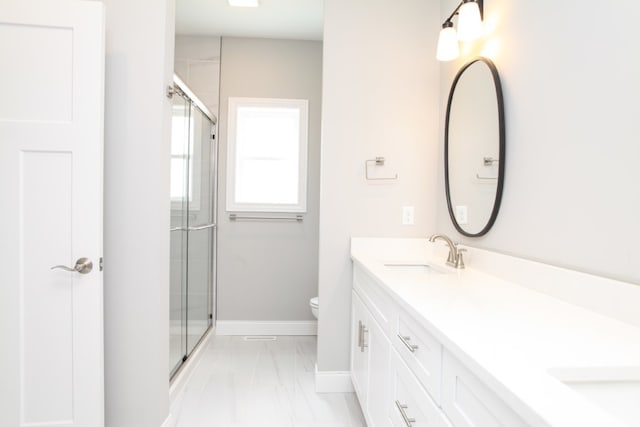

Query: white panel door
[{"left": 0, "top": 1, "right": 105, "bottom": 426}]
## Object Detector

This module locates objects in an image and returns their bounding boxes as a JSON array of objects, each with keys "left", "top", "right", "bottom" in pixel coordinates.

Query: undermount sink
[
  {"left": 383, "top": 263, "right": 446, "bottom": 274},
  {"left": 548, "top": 366, "right": 640, "bottom": 426}
]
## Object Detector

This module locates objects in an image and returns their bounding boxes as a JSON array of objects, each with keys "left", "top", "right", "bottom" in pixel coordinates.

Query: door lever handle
[{"left": 51, "top": 257, "right": 93, "bottom": 274}]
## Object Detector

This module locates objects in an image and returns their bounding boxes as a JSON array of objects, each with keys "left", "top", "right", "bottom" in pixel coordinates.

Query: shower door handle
[
  {"left": 51, "top": 257, "right": 93, "bottom": 274},
  {"left": 189, "top": 223, "right": 216, "bottom": 231}
]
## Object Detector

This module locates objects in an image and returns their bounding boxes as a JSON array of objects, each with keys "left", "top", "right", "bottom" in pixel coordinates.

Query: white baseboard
[
  {"left": 315, "top": 364, "right": 354, "bottom": 393},
  {"left": 215, "top": 320, "right": 317, "bottom": 336}
]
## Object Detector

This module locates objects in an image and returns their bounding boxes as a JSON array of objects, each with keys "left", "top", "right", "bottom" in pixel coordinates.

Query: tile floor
[{"left": 170, "top": 335, "right": 366, "bottom": 427}]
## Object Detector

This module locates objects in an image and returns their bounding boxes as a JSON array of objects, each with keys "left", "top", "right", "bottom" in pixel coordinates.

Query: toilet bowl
[{"left": 309, "top": 297, "right": 319, "bottom": 319}]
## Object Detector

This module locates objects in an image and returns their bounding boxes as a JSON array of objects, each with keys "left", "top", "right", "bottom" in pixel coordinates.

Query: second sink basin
[{"left": 548, "top": 366, "right": 640, "bottom": 426}]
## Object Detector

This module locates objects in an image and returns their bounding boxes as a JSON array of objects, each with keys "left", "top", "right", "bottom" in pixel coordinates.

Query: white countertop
[{"left": 350, "top": 238, "right": 640, "bottom": 427}]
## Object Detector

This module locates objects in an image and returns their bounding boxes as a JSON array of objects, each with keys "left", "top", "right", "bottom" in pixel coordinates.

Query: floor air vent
[{"left": 243, "top": 336, "right": 277, "bottom": 341}]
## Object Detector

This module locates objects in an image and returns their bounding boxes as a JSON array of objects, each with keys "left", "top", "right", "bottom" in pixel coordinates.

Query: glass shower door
[
  {"left": 168, "top": 76, "right": 217, "bottom": 378},
  {"left": 186, "top": 104, "right": 214, "bottom": 355}
]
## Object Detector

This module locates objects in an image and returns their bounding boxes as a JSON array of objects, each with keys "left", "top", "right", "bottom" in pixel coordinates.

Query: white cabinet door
[
  {"left": 441, "top": 351, "right": 528, "bottom": 427},
  {"left": 352, "top": 289, "right": 392, "bottom": 427},
  {"left": 0, "top": 1, "right": 105, "bottom": 426},
  {"left": 352, "top": 291, "right": 370, "bottom": 401},
  {"left": 366, "top": 308, "right": 391, "bottom": 426}
]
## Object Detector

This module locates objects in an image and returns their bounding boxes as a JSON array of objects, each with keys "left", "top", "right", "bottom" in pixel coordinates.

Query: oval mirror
[{"left": 445, "top": 57, "right": 505, "bottom": 237}]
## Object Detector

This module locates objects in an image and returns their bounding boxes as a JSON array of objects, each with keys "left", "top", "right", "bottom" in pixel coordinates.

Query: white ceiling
[{"left": 175, "top": 0, "right": 323, "bottom": 41}]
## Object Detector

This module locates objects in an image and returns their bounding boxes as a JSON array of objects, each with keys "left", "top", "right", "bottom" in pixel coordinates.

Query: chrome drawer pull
[
  {"left": 397, "top": 334, "right": 419, "bottom": 353},
  {"left": 395, "top": 400, "right": 416, "bottom": 426}
]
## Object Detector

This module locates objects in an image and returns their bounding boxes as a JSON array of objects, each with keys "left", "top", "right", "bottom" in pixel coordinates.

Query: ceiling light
[
  {"left": 228, "top": 0, "right": 259, "bottom": 7},
  {"left": 436, "top": 0, "right": 483, "bottom": 61}
]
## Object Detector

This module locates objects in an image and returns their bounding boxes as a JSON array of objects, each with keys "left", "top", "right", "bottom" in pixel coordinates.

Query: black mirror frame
[{"left": 444, "top": 57, "right": 505, "bottom": 237}]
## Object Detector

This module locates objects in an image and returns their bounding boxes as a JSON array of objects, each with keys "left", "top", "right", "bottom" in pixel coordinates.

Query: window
[
  {"left": 170, "top": 104, "right": 193, "bottom": 203},
  {"left": 226, "top": 97, "right": 308, "bottom": 213},
  {"left": 171, "top": 102, "right": 206, "bottom": 212}
]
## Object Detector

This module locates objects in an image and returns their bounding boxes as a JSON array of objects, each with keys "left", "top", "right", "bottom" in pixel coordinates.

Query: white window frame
[{"left": 226, "top": 97, "right": 309, "bottom": 213}]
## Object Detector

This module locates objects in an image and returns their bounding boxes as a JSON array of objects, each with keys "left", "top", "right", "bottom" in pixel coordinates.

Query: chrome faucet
[{"left": 428, "top": 234, "right": 466, "bottom": 269}]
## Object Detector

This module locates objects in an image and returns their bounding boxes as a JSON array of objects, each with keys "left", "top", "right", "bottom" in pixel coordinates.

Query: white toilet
[{"left": 309, "top": 297, "right": 319, "bottom": 319}]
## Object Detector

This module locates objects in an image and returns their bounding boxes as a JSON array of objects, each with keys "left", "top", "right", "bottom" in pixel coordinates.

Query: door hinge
[
  {"left": 209, "top": 313, "right": 213, "bottom": 319},
  {"left": 99, "top": 257, "right": 103, "bottom": 271}
]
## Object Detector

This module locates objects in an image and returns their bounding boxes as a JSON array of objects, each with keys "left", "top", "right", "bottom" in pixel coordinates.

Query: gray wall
[
  {"left": 217, "top": 37, "right": 323, "bottom": 321},
  {"left": 318, "top": 0, "right": 441, "bottom": 371},
  {"left": 436, "top": 0, "right": 640, "bottom": 285},
  {"left": 101, "top": 0, "right": 174, "bottom": 425}
]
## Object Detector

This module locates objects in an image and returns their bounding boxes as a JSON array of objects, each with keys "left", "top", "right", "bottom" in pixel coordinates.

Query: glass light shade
[
  {"left": 437, "top": 27, "right": 460, "bottom": 61},
  {"left": 457, "top": 1, "right": 483, "bottom": 41}
]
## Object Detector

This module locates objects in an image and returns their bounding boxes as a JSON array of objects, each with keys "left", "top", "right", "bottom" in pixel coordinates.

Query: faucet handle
[
  {"left": 445, "top": 247, "right": 457, "bottom": 264},
  {"left": 454, "top": 248, "right": 466, "bottom": 269}
]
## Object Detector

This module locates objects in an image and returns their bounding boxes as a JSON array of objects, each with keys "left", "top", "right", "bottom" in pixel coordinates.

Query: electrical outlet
[
  {"left": 455, "top": 205, "right": 468, "bottom": 224},
  {"left": 402, "top": 206, "right": 415, "bottom": 225}
]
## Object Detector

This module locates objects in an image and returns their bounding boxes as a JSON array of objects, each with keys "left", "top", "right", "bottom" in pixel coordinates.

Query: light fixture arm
[
  {"left": 442, "top": 0, "right": 483, "bottom": 26},
  {"left": 443, "top": 2, "right": 463, "bottom": 26}
]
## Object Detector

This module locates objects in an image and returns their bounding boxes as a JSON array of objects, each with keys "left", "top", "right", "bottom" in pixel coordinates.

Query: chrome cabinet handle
[
  {"left": 51, "top": 257, "right": 93, "bottom": 274},
  {"left": 397, "top": 334, "right": 419, "bottom": 353},
  {"left": 395, "top": 400, "right": 416, "bottom": 426},
  {"left": 357, "top": 320, "right": 369, "bottom": 352},
  {"left": 358, "top": 321, "right": 364, "bottom": 352}
]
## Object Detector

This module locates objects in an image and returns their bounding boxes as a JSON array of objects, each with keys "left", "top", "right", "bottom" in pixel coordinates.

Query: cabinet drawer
[
  {"left": 354, "top": 265, "right": 397, "bottom": 333},
  {"left": 393, "top": 311, "right": 443, "bottom": 404},
  {"left": 441, "top": 350, "right": 528, "bottom": 427},
  {"left": 388, "top": 350, "right": 452, "bottom": 427}
]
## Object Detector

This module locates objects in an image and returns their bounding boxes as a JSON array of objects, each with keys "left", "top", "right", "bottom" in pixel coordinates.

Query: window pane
[
  {"left": 171, "top": 106, "right": 190, "bottom": 156},
  {"left": 234, "top": 106, "right": 300, "bottom": 205},
  {"left": 236, "top": 158, "right": 298, "bottom": 204},
  {"left": 170, "top": 157, "right": 187, "bottom": 201}
]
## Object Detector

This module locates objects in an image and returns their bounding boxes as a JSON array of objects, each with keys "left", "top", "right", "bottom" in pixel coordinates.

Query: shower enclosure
[{"left": 169, "top": 75, "right": 217, "bottom": 378}]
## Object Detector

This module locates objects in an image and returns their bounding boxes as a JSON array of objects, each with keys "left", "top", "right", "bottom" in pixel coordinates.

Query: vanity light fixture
[
  {"left": 436, "top": 0, "right": 483, "bottom": 61},
  {"left": 228, "top": 0, "right": 259, "bottom": 7}
]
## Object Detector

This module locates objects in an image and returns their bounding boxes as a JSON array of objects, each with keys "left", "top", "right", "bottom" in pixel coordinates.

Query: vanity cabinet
[{"left": 351, "top": 263, "right": 529, "bottom": 427}]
